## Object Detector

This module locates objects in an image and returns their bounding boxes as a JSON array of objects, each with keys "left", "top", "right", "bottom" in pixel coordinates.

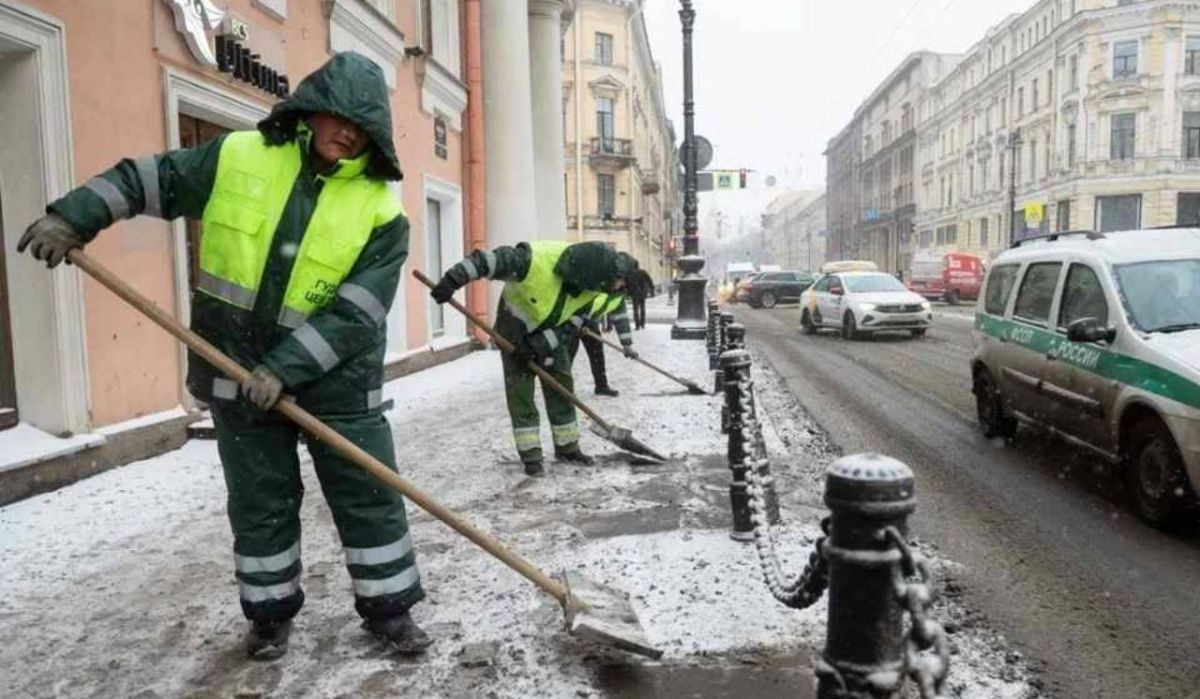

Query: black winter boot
[
  {"left": 524, "top": 460, "right": 545, "bottom": 477},
  {"left": 365, "top": 611, "right": 433, "bottom": 655},
  {"left": 594, "top": 385, "right": 620, "bottom": 397},
  {"left": 555, "top": 445, "right": 595, "bottom": 465},
  {"left": 245, "top": 619, "right": 292, "bottom": 661}
]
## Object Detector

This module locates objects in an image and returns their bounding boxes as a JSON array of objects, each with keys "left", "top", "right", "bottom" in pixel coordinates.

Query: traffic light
[{"left": 739, "top": 169, "right": 748, "bottom": 189}]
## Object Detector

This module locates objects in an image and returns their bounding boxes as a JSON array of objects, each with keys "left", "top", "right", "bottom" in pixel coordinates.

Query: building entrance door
[
  {"left": 0, "top": 189, "right": 17, "bottom": 430},
  {"left": 178, "top": 115, "right": 232, "bottom": 290}
]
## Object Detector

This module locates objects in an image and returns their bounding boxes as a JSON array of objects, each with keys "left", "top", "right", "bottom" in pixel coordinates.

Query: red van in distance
[{"left": 907, "top": 251, "right": 984, "bottom": 305}]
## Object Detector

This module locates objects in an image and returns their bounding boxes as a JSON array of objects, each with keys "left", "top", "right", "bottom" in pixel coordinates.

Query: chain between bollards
[{"left": 711, "top": 314, "right": 951, "bottom": 698}]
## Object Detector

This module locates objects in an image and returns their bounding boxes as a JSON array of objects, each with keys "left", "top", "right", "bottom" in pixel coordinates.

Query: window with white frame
[
  {"left": 597, "top": 174, "right": 615, "bottom": 217},
  {"left": 419, "top": 0, "right": 461, "bottom": 76},
  {"left": 1113, "top": 40, "right": 1138, "bottom": 79},
  {"left": 1188, "top": 37, "right": 1200, "bottom": 75},
  {"left": 595, "top": 32, "right": 613, "bottom": 65},
  {"left": 1183, "top": 112, "right": 1200, "bottom": 159},
  {"left": 1111, "top": 112, "right": 1135, "bottom": 160}
]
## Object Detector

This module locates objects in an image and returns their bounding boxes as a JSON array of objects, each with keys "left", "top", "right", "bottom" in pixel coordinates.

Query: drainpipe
[
  {"left": 465, "top": 0, "right": 487, "bottom": 334},
  {"left": 574, "top": 14, "right": 584, "bottom": 242}
]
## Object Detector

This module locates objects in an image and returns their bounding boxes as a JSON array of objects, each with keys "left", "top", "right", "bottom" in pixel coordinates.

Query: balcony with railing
[{"left": 589, "top": 137, "right": 636, "bottom": 169}]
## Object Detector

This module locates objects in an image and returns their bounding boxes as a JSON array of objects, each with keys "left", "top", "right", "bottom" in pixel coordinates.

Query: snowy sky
[{"left": 640, "top": 0, "right": 1040, "bottom": 233}]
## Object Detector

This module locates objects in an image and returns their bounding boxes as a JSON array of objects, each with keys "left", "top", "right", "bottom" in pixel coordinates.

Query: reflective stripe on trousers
[
  {"left": 344, "top": 534, "right": 413, "bottom": 566},
  {"left": 513, "top": 426, "right": 540, "bottom": 451},
  {"left": 550, "top": 420, "right": 580, "bottom": 446},
  {"left": 352, "top": 565, "right": 421, "bottom": 598}
]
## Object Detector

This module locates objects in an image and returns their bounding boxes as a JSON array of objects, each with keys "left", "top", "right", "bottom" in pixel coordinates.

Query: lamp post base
[{"left": 671, "top": 254, "right": 707, "bottom": 340}]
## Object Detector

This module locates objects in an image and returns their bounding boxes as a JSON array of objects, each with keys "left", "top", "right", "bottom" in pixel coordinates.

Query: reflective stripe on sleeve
[
  {"left": 460, "top": 258, "right": 479, "bottom": 280},
  {"left": 344, "top": 534, "right": 413, "bottom": 566},
  {"left": 85, "top": 177, "right": 131, "bottom": 222},
  {"left": 213, "top": 377, "right": 239, "bottom": 400},
  {"left": 541, "top": 329, "right": 559, "bottom": 351},
  {"left": 197, "top": 270, "right": 257, "bottom": 309},
  {"left": 619, "top": 332, "right": 633, "bottom": 343},
  {"left": 351, "top": 565, "right": 421, "bottom": 598},
  {"left": 338, "top": 283, "right": 387, "bottom": 326},
  {"left": 235, "top": 541, "right": 301, "bottom": 574},
  {"left": 367, "top": 388, "right": 383, "bottom": 410},
  {"left": 134, "top": 156, "right": 161, "bottom": 218},
  {"left": 292, "top": 324, "right": 340, "bottom": 372}
]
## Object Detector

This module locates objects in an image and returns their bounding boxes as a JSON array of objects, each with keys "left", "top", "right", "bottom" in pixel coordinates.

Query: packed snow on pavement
[{"left": 0, "top": 314, "right": 1040, "bottom": 698}]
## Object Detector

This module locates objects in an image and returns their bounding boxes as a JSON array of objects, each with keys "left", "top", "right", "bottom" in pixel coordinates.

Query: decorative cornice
[
  {"left": 420, "top": 57, "right": 468, "bottom": 130},
  {"left": 327, "top": 0, "right": 405, "bottom": 89}
]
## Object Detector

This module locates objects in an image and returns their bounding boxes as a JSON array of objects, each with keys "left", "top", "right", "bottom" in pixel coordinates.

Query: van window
[
  {"left": 1013, "top": 262, "right": 1063, "bottom": 325},
  {"left": 983, "top": 264, "right": 1020, "bottom": 315},
  {"left": 1058, "top": 264, "right": 1109, "bottom": 329}
]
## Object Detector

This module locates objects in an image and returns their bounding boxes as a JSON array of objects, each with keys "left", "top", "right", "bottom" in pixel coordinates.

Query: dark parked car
[{"left": 745, "top": 270, "right": 816, "bottom": 308}]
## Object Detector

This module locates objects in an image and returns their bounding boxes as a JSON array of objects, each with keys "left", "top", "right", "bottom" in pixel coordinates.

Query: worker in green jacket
[
  {"left": 430, "top": 241, "right": 635, "bottom": 476},
  {"left": 18, "top": 53, "right": 430, "bottom": 660},
  {"left": 567, "top": 276, "right": 638, "bottom": 397}
]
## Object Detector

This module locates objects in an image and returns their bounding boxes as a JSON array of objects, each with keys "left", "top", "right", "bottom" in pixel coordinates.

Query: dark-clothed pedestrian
[{"left": 629, "top": 268, "right": 656, "bottom": 329}]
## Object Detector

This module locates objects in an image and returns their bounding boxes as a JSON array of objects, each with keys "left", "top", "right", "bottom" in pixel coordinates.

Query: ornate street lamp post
[{"left": 672, "top": 0, "right": 707, "bottom": 340}]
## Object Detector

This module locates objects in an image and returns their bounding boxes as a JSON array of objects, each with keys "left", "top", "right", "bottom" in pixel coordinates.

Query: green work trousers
[{"left": 211, "top": 402, "right": 424, "bottom": 623}]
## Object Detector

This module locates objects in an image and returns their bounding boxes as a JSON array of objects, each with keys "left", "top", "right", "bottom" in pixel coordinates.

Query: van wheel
[
  {"left": 974, "top": 369, "right": 1016, "bottom": 440},
  {"left": 761, "top": 292, "right": 777, "bottom": 308},
  {"left": 801, "top": 310, "right": 817, "bottom": 335},
  {"left": 1125, "top": 417, "right": 1196, "bottom": 530},
  {"left": 945, "top": 289, "right": 960, "bottom": 305},
  {"left": 911, "top": 328, "right": 928, "bottom": 338},
  {"left": 841, "top": 312, "right": 860, "bottom": 341}
]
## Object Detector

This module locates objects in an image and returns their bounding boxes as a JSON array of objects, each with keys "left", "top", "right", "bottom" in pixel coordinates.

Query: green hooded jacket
[{"left": 48, "top": 52, "right": 408, "bottom": 415}]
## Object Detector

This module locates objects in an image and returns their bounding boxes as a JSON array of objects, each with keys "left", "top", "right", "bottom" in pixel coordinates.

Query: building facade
[
  {"left": 825, "top": 52, "right": 960, "bottom": 272},
  {"left": 914, "top": 0, "right": 1200, "bottom": 264},
  {"left": 824, "top": 120, "right": 862, "bottom": 264},
  {"left": 562, "top": 0, "right": 680, "bottom": 284},
  {"left": 0, "top": 0, "right": 478, "bottom": 493},
  {"left": 762, "top": 190, "right": 826, "bottom": 271}
]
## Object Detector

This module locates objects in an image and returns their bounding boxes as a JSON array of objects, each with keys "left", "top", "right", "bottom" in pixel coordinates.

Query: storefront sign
[
  {"left": 1024, "top": 203, "right": 1045, "bottom": 227},
  {"left": 162, "top": 0, "right": 226, "bottom": 67},
  {"left": 163, "top": 0, "right": 289, "bottom": 98},
  {"left": 434, "top": 117, "right": 447, "bottom": 160}
]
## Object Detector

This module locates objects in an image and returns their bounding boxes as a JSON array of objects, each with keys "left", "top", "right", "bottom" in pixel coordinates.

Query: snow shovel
[
  {"left": 580, "top": 327, "right": 708, "bottom": 395},
  {"left": 413, "top": 270, "right": 668, "bottom": 463},
  {"left": 67, "top": 249, "right": 663, "bottom": 660}
]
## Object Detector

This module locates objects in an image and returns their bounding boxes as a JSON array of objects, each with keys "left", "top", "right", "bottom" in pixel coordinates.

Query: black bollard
[
  {"left": 720, "top": 342, "right": 781, "bottom": 541},
  {"left": 721, "top": 347, "right": 754, "bottom": 540},
  {"left": 816, "top": 454, "right": 916, "bottom": 698},
  {"left": 719, "top": 323, "right": 744, "bottom": 433}
]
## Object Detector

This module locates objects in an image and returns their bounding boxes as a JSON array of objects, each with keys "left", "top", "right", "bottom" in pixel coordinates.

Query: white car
[{"left": 800, "top": 271, "right": 933, "bottom": 339}]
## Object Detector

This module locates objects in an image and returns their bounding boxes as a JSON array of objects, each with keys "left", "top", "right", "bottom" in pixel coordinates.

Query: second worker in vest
[
  {"left": 568, "top": 274, "right": 638, "bottom": 397},
  {"left": 430, "top": 242, "right": 636, "bottom": 476},
  {"left": 18, "top": 54, "right": 431, "bottom": 660}
]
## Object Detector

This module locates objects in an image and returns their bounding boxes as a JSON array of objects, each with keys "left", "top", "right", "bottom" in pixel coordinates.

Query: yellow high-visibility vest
[
  {"left": 197, "top": 130, "right": 403, "bottom": 328},
  {"left": 502, "top": 241, "right": 600, "bottom": 331}
]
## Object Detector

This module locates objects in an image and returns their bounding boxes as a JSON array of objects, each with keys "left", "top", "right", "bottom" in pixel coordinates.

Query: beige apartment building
[
  {"left": 762, "top": 190, "right": 827, "bottom": 271},
  {"left": 562, "top": 0, "right": 680, "bottom": 285},
  {"left": 915, "top": 0, "right": 1200, "bottom": 264}
]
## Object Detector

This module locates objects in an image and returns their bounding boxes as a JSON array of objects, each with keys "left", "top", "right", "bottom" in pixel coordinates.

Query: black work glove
[
  {"left": 17, "top": 213, "right": 85, "bottom": 269},
  {"left": 521, "top": 329, "right": 559, "bottom": 368},
  {"left": 241, "top": 365, "right": 284, "bottom": 410},
  {"left": 430, "top": 263, "right": 471, "bottom": 303},
  {"left": 622, "top": 345, "right": 639, "bottom": 360}
]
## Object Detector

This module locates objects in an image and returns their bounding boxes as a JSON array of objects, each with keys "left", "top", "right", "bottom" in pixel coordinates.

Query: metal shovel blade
[
  {"left": 588, "top": 422, "right": 668, "bottom": 463},
  {"left": 563, "top": 571, "right": 663, "bottom": 659},
  {"left": 681, "top": 379, "right": 710, "bottom": 395}
]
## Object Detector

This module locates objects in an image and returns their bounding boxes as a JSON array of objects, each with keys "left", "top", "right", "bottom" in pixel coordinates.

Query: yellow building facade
[
  {"left": 562, "top": 0, "right": 680, "bottom": 284},
  {"left": 915, "top": 0, "right": 1200, "bottom": 264}
]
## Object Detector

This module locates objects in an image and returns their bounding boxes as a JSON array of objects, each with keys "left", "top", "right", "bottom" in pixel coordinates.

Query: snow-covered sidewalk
[{"left": 0, "top": 309, "right": 1035, "bottom": 698}]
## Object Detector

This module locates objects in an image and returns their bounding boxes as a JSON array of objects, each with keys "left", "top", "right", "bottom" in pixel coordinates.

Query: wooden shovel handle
[
  {"left": 413, "top": 269, "right": 612, "bottom": 429},
  {"left": 68, "top": 249, "right": 571, "bottom": 605},
  {"left": 582, "top": 327, "right": 693, "bottom": 389}
]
